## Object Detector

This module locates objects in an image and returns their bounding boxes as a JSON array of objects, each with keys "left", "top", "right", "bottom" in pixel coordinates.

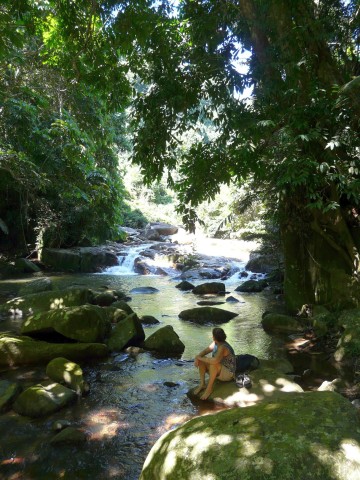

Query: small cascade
[{"left": 102, "top": 244, "right": 150, "bottom": 276}]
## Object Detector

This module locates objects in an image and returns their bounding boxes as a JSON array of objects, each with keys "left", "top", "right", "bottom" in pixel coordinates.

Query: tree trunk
[{"left": 281, "top": 195, "right": 360, "bottom": 311}]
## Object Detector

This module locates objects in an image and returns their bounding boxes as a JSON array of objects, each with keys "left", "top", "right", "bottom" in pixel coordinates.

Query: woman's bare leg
[
  {"left": 200, "top": 364, "right": 221, "bottom": 400},
  {"left": 194, "top": 362, "right": 208, "bottom": 395}
]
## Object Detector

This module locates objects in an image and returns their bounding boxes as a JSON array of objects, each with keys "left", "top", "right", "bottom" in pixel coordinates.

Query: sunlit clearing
[{"left": 310, "top": 439, "right": 360, "bottom": 480}]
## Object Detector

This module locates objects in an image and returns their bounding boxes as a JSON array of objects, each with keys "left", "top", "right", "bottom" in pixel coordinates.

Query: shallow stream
[{"left": 0, "top": 239, "right": 349, "bottom": 479}]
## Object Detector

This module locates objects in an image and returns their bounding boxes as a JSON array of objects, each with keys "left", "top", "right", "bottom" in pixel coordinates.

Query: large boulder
[
  {"left": 0, "top": 380, "right": 22, "bottom": 413},
  {"left": 18, "top": 277, "right": 53, "bottom": 296},
  {"left": 0, "top": 287, "right": 93, "bottom": 316},
  {"left": 102, "top": 306, "right": 129, "bottom": 324},
  {"left": 146, "top": 222, "right": 178, "bottom": 237},
  {"left": 41, "top": 248, "right": 81, "bottom": 272},
  {"left": 245, "top": 253, "right": 278, "bottom": 273},
  {"left": 334, "top": 309, "right": 360, "bottom": 362},
  {"left": 192, "top": 282, "right": 226, "bottom": 295},
  {"left": 0, "top": 333, "right": 108, "bottom": 367},
  {"left": 40, "top": 247, "right": 118, "bottom": 273},
  {"left": 235, "top": 279, "right": 268, "bottom": 292},
  {"left": 14, "top": 258, "right": 41, "bottom": 273},
  {"left": 180, "top": 268, "right": 223, "bottom": 280},
  {"left": 21, "top": 304, "right": 111, "bottom": 343},
  {"left": 92, "top": 290, "right": 118, "bottom": 306},
  {"left": 142, "top": 325, "right": 185, "bottom": 355},
  {"left": 13, "top": 383, "right": 77, "bottom": 418},
  {"left": 110, "top": 300, "right": 134, "bottom": 315},
  {"left": 46, "top": 357, "right": 88, "bottom": 395},
  {"left": 107, "top": 313, "right": 145, "bottom": 352},
  {"left": 179, "top": 307, "right": 238, "bottom": 324},
  {"left": 140, "top": 391, "right": 360, "bottom": 480},
  {"left": 79, "top": 247, "right": 118, "bottom": 272},
  {"left": 261, "top": 313, "right": 305, "bottom": 333}
]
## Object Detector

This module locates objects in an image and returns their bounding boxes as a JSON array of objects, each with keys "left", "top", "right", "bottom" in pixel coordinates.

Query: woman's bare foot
[
  {"left": 200, "top": 389, "right": 212, "bottom": 400},
  {"left": 194, "top": 384, "right": 206, "bottom": 395}
]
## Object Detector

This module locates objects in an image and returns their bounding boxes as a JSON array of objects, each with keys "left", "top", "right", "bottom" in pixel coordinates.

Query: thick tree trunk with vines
[{"left": 281, "top": 194, "right": 360, "bottom": 311}]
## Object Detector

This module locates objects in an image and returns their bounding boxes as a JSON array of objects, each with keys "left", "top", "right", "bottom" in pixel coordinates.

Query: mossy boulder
[
  {"left": 79, "top": 247, "right": 118, "bottom": 272},
  {"left": 14, "top": 258, "right": 41, "bottom": 273},
  {"left": 192, "top": 282, "right": 225, "bottom": 295},
  {"left": 309, "top": 312, "right": 339, "bottom": 337},
  {"left": 0, "top": 333, "right": 108, "bottom": 367},
  {"left": 261, "top": 313, "right": 305, "bottom": 333},
  {"left": 142, "top": 325, "right": 185, "bottom": 355},
  {"left": 179, "top": 307, "right": 238, "bottom": 324},
  {"left": 18, "top": 277, "right": 53, "bottom": 296},
  {"left": 107, "top": 313, "right": 145, "bottom": 352},
  {"left": 245, "top": 253, "right": 278, "bottom": 273},
  {"left": 110, "top": 300, "right": 134, "bottom": 315},
  {"left": 46, "top": 357, "right": 88, "bottom": 395},
  {"left": 41, "top": 248, "right": 81, "bottom": 272},
  {"left": 13, "top": 383, "right": 77, "bottom": 418},
  {"left": 235, "top": 279, "right": 268, "bottom": 293},
  {"left": 334, "top": 309, "right": 360, "bottom": 361},
  {"left": 102, "top": 307, "right": 129, "bottom": 323},
  {"left": 92, "top": 290, "right": 118, "bottom": 306},
  {"left": 21, "top": 304, "right": 111, "bottom": 343},
  {"left": 0, "top": 287, "right": 93, "bottom": 316},
  {"left": 41, "top": 247, "right": 118, "bottom": 272},
  {"left": 0, "top": 380, "right": 22, "bottom": 412},
  {"left": 140, "top": 391, "right": 360, "bottom": 480}
]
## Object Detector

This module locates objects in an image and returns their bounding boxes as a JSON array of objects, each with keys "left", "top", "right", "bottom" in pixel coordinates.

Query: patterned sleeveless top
[{"left": 212, "top": 341, "right": 236, "bottom": 374}]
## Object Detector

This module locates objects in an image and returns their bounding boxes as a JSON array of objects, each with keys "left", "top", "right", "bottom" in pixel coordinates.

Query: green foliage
[
  {"left": 0, "top": 1, "right": 131, "bottom": 250},
  {"left": 110, "top": 0, "right": 360, "bottom": 228}
]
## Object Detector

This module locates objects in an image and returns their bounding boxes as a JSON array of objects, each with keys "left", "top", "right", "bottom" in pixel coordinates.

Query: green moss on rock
[{"left": 141, "top": 391, "right": 360, "bottom": 480}]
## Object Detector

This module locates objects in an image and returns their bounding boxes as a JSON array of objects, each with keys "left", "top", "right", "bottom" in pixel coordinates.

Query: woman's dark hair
[{"left": 212, "top": 327, "right": 226, "bottom": 342}]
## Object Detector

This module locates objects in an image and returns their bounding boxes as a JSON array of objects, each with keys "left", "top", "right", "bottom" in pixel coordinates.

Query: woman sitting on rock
[{"left": 194, "top": 327, "right": 235, "bottom": 400}]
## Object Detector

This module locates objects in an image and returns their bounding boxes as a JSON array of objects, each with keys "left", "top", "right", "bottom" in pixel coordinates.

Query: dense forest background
[{"left": 1, "top": 0, "right": 360, "bottom": 310}]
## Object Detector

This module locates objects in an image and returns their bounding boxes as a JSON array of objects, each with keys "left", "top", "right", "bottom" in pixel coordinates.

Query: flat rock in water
[
  {"left": 130, "top": 287, "right": 160, "bottom": 294},
  {"left": 179, "top": 307, "right": 238, "bottom": 324}
]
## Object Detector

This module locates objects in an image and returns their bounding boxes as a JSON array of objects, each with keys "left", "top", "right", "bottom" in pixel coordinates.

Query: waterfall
[{"left": 101, "top": 244, "right": 150, "bottom": 276}]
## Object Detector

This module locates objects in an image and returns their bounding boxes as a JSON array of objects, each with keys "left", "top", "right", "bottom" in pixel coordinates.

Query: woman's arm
[
  {"left": 196, "top": 344, "right": 224, "bottom": 365},
  {"left": 197, "top": 341, "right": 215, "bottom": 358}
]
